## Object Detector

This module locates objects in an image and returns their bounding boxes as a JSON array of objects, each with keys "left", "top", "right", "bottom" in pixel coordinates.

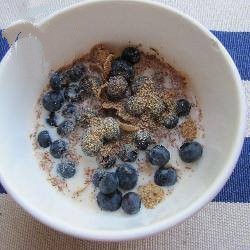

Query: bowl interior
[{"left": 0, "top": 1, "right": 244, "bottom": 240}]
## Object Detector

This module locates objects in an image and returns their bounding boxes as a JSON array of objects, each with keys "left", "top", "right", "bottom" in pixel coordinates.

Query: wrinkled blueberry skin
[
  {"left": 121, "top": 192, "right": 141, "bottom": 215},
  {"left": 119, "top": 145, "right": 138, "bottom": 162},
  {"left": 147, "top": 145, "right": 170, "bottom": 167},
  {"left": 50, "top": 72, "right": 64, "bottom": 90},
  {"left": 46, "top": 112, "right": 58, "bottom": 127},
  {"left": 50, "top": 139, "right": 68, "bottom": 158},
  {"left": 97, "top": 190, "right": 122, "bottom": 211},
  {"left": 57, "top": 120, "right": 75, "bottom": 137},
  {"left": 64, "top": 84, "right": 80, "bottom": 102},
  {"left": 162, "top": 115, "right": 179, "bottom": 129},
  {"left": 99, "top": 172, "right": 119, "bottom": 194},
  {"left": 57, "top": 161, "right": 76, "bottom": 179},
  {"left": 62, "top": 103, "right": 78, "bottom": 119},
  {"left": 116, "top": 163, "right": 138, "bottom": 190},
  {"left": 42, "top": 90, "right": 64, "bottom": 112},
  {"left": 67, "top": 64, "right": 86, "bottom": 82},
  {"left": 92, "top": 169, "right": 105, "bottom": 187},
  {"left": 37, "top": 130, "right": 51, "bottom": 148},
  {"left": 109, "top": 59, "right": 134, "bottom": 81},
  {"left": 121, "top": 47, "right": 140, "bottom": 64},
  {"left": 154, "top": 167, "right": 177, "bottom": 186},
  {"left": 176, "top": 99, "right": 191, "bottom": 117},
  {"left": 179, "top": 141, "right": 203, "bottom": 163}
]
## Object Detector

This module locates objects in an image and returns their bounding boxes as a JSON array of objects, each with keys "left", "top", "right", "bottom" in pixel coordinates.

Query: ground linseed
[
  {"left": 138, "top": 183, "right": 165, "bottom": 209},
  {"left": 179, "top": 119, "right": 197, "bottom": 140}
]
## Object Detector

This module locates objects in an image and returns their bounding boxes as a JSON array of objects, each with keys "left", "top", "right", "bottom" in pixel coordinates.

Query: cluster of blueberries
[
  {"left": 92, "top": 137, "right": 202, "bottom": 214},
  {"left": 37, "top": 62, "right": 87, "bottom": 179},
  {"left": 37, "top": 47, "right": 143, "bottom": 179},
  {"left": 37, "top": 46, "right": 203, "bottom": 214}
]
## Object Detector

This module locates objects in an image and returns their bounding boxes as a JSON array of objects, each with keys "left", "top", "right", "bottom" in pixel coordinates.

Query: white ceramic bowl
[{"left": 0, "top": 0, "right": 246, "bottom": 241}]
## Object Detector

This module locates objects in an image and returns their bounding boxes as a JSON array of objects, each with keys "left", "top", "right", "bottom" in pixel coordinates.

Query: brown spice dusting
[
  {"left": 180, "top": 119, "right": 197, "bottom": 140},
  {"left": 68, "top": 128, "right": 81, "bottom": 147},
  {"left": 138, "top": 183, "right": 165, "bottom": 208},
  {"left": 84, "top": 168, "right": 95, "bottom": 184},
  {"left": 134, "top": 52, "right": 166, "bottom": 75},
  {"left": 90, "top": 44, "right": 112, "bottom": 66},
  {"left": 48, "top": 177, "right": 68, "bottom": 192},
  {"left": 152, "top": 71, "right": 165, "bottom": 84},
  {"left": 72, "top": 184, "right": 89, "bottom": 199},
  {"left": 64, "top": 150, "right": 81, "bottom": 165},
  {"left": 103, "top": 54, "right": 113, "bottom": 79},
  {"left": 40, "top": 152, "right": 53, "bottom": 172},
  {"left": 138, "top": 161, "right": 153, "bottom": 176}
]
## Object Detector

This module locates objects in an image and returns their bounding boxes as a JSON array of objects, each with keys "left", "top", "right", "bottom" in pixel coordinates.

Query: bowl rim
[{"left": 0, "top": 0, "right": 246, "bottom": 242}]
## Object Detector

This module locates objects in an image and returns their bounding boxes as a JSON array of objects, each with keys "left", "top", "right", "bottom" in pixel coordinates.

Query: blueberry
[
  {"left": 116, "top": 163, "right": 138, "bottom": 190},
  {"left": 97, "top": 190, "right": 122, "bottom": 211},
  {"left": 57, "top": 161, "right": 76, "bottom": 179},
  {"left": 92, "top": 169, "right": 105, "bottom": 187},
  {"left": 121, "top": 47, "right": 140, "bottom": 64},
  {"left": 57, "top": 120, "right": 75, "bottom": 137},
  {"left": 37, "top": 130, "right": 51, "bottom": 148},
  {"left": 110, "top": 59, "right": 134, "bottom": 81},
  {"left": 81, "top": 129, "right": 102, "bottom": 156},
  {"left": 179, "top": 141, "right": 203, "bottom": 163},
  {"left": 64, "top": 83, "right": 80, "bottom": 102},
  {"left": 147, "top": 145, "right": 170, "bottom": 167},
  {"left": 176, "top": 99, "right": 191, "bottom": 117},
  {"left": 102, "top": 117, "right": 121, "bottom": 141},
  {"left": 99, "top": 172, "right": 119, "bottom": 194},
  {"left": 162, "top": 115, "right": 179, "bottom": 129},
  {"left": 50, "top": 71, "right": 64, "bottom": 90},
  {"left": 119, "top": 144, "right": 138, "bottom": 162},
  {"left": 134, "top": 130, "right": 153, "bottom": 150},
  {"left": 131, "top": 76, "right": 153, "bottom": 94},
  {"left": 154, "top": 167, "right": 177, "bottom": 186},
  {"left": 80, "top": 74, "right": 102, "bottom": 95},
  {"left": 76, "top": 108, "right": 97, "bottom": 127},
  {"left": 147, "top": 96, "right": 165, "bottom": 118},
  {"left": 121, "top": 192, "right": 141, "bottom": 215},
  {"left": 67, "top": 64, "right": 86, "bottom": 82},
  {"left": 125, "top": 96, "right": 146, "bottom": 116},
  {"left": 62, "top": 103, "right": 77, "bottom": 119},
  {"left": 97, "top": 154, "right": 116, "bottom": 168},
  {"left": 50, "top": 139, "right": 68, "bottom": 158},
  {"left": 46, "top": 112, "right": 58, "bottom": 127},
  {"left": 106, "top": 76, "right": 128, "bottom": 100},
  {"left": 42, "top": 90, "right": 64, "bottom": 112}
]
